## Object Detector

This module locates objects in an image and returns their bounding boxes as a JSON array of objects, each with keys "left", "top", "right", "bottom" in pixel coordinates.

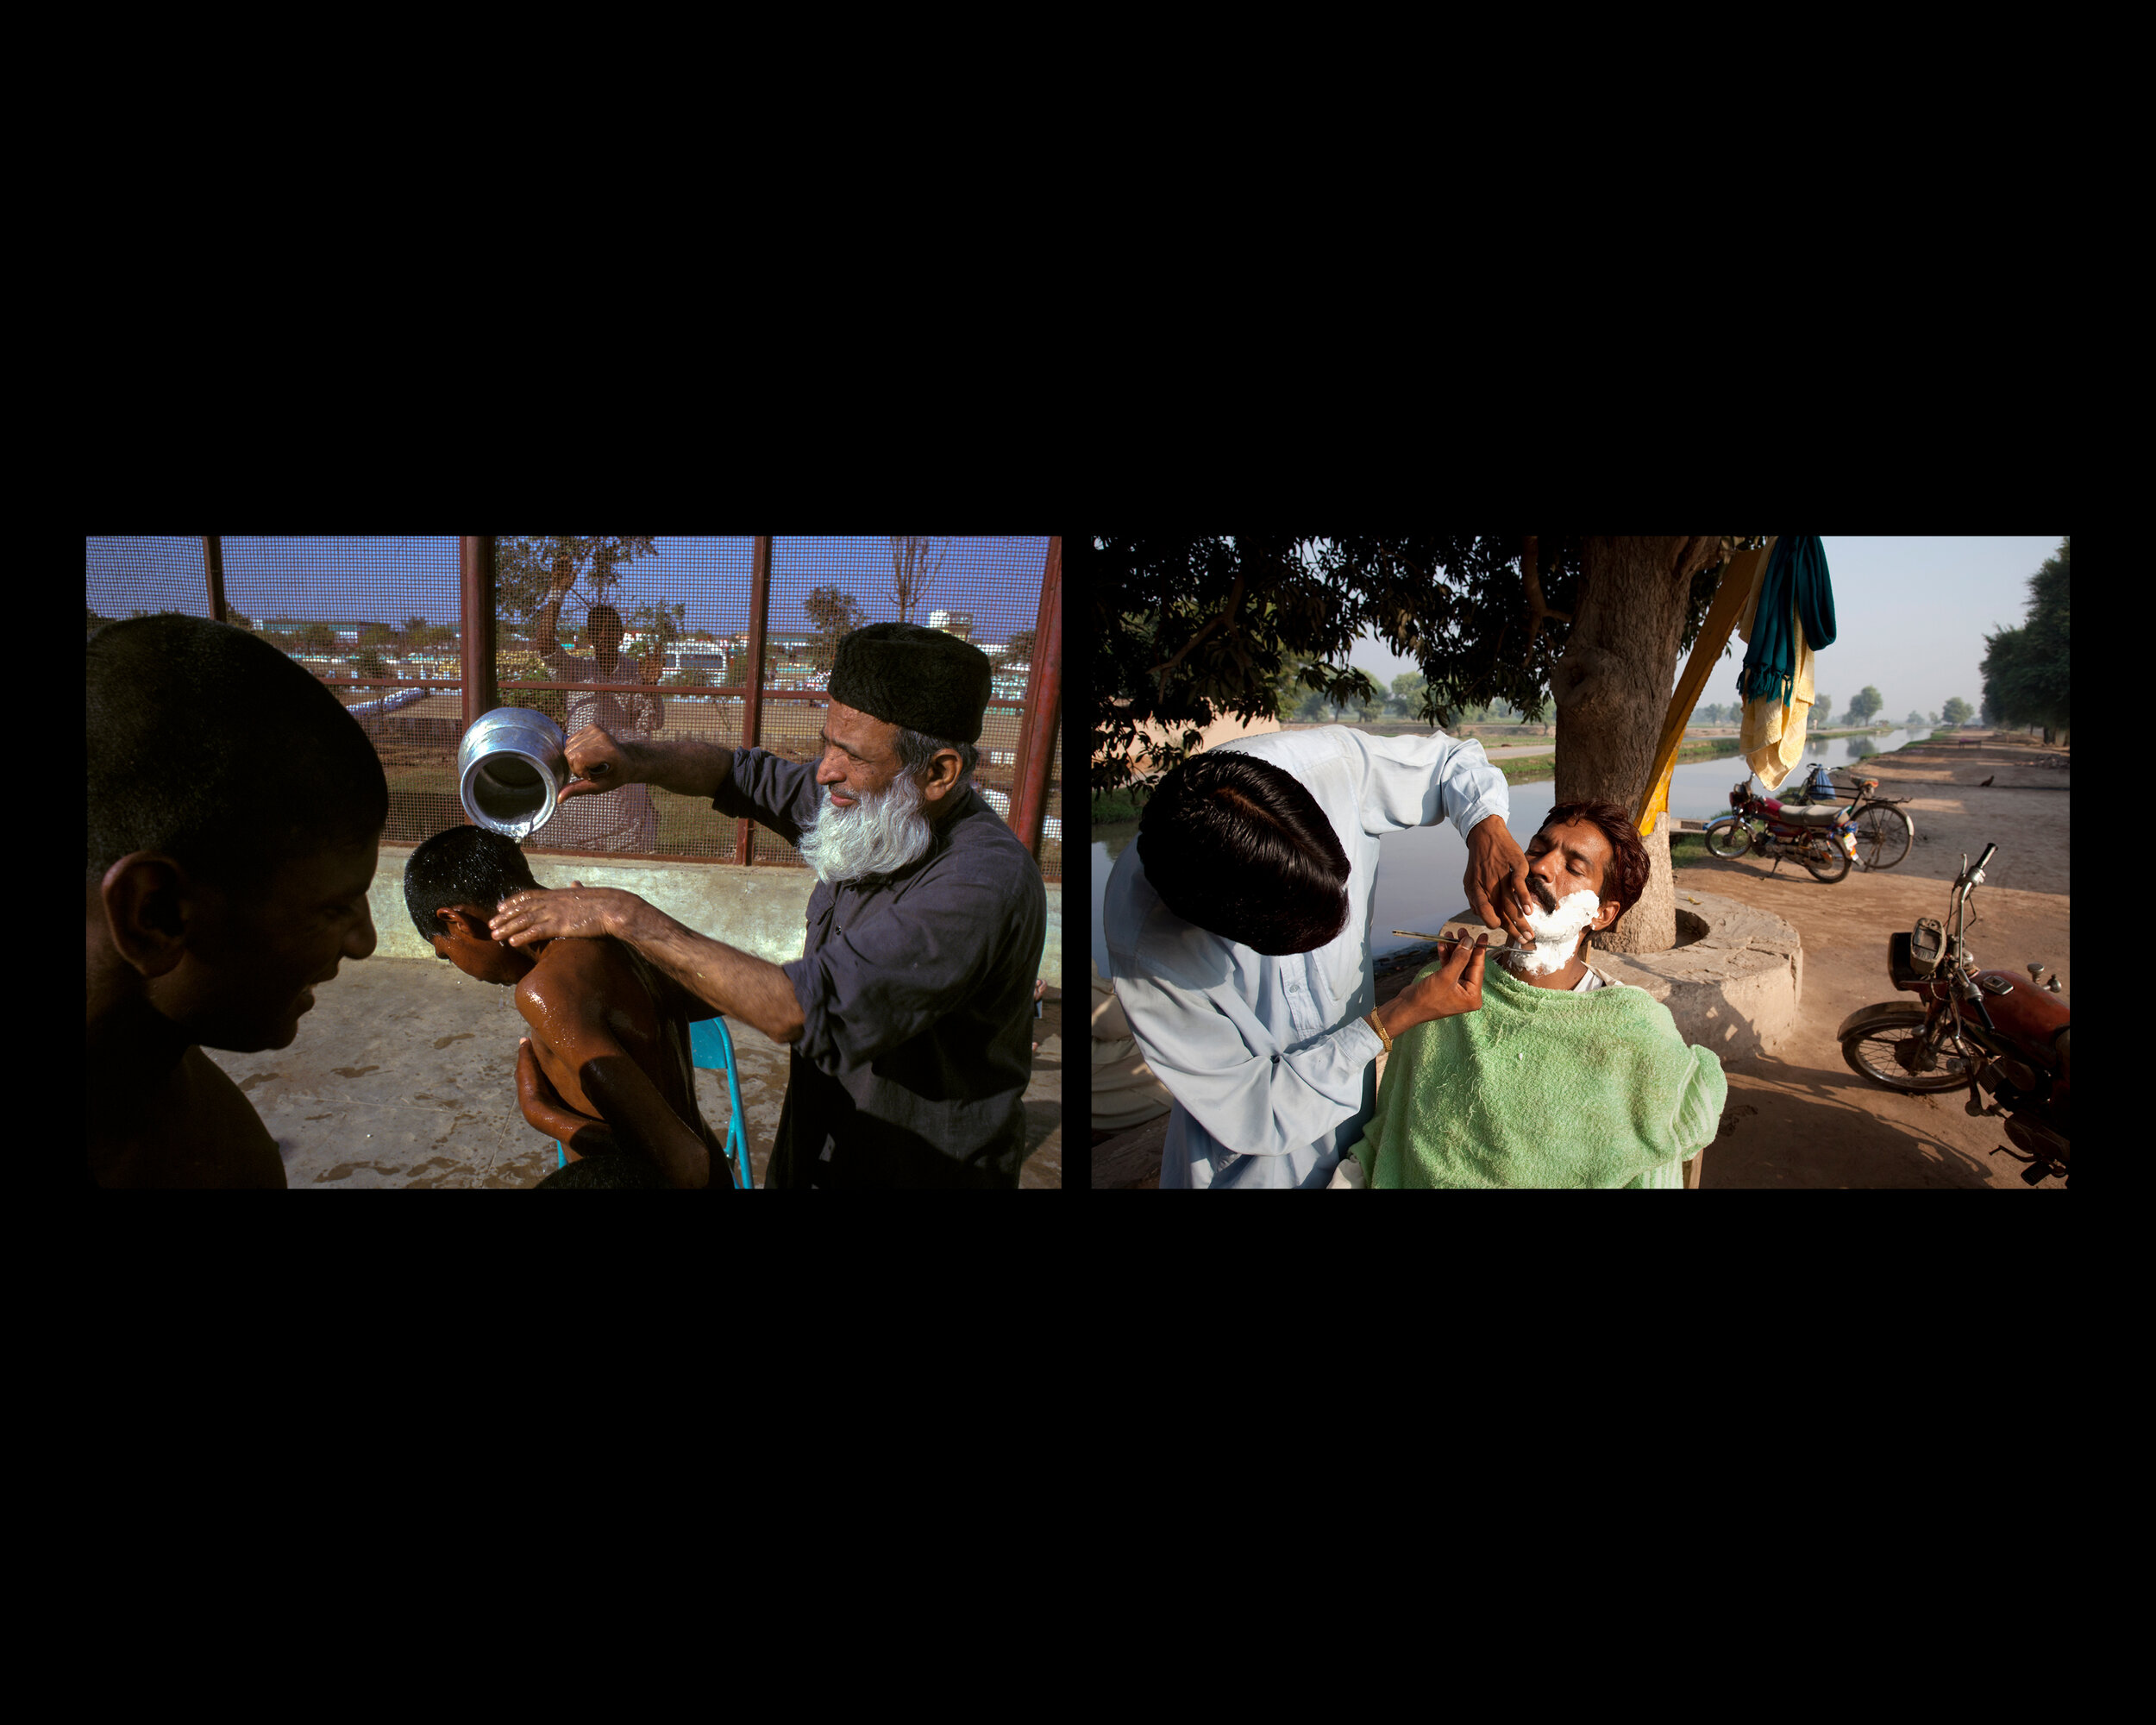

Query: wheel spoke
[
  {"left": 1852, "top": 804, "right": 1912, "bottom": 870},
  {"left": 1847, "top": 1025, "right": 1971, "bottom": 1089}
]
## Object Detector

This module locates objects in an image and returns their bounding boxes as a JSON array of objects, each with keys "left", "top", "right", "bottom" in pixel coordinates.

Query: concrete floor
[{"left": 204, "top": 955, "right": 1062, "bottom": 1189}]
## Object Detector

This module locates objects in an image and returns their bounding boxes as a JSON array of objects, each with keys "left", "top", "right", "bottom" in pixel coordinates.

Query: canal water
[{"left": 1090, "top": 727, "right": 1934, "bottom": 975}]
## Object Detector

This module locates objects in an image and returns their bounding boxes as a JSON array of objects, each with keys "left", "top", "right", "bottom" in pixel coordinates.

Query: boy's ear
[{"left": 436, "top": 906, "right": 479, "bottom": 941}]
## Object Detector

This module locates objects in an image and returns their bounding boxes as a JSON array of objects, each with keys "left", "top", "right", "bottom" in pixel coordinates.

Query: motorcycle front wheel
[
  {"left": 1802, "top": 835, "right": 1852, "bottom": 882},
  {"left": 1850, "top": 803, "right": 1914, "bottom": 870},
  {"left": 1703, "top": 816, "right": 1754, "bottom": 859},
  {"left": 1839, "top": 1003, "right": 1977, "bottom": 1092}
]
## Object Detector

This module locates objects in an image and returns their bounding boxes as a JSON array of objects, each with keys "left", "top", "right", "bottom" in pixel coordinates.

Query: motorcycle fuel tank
[{"left": 1971, "top": 967, "right": 2070, "bottom": 1070}]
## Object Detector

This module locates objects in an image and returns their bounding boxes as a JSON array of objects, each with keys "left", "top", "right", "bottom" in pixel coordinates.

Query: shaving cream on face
[{"left": 1495, "top": 887, "right": 1601, "bottom": 976}]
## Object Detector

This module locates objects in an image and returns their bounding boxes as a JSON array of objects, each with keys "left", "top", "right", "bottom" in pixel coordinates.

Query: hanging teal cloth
[{"left": 1735, "top": 536, "right": 1836, "bottom": 709}]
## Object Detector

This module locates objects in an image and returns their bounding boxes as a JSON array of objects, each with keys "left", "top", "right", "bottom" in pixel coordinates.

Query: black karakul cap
[{"left": 829, "top": 622, "right": 994, "bottom": 744}]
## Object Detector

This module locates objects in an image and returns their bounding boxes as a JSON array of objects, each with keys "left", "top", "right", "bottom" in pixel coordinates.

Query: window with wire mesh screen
[
  {"left": 87, "top": 536, "right": 467, "bottom": 850},
  {"left": 1040, "top": 722, "right": 1062, "bottom": 881},
  {"left": 758, "top": 536, "right": 1054, "bottom": 875},
  {"left": 495, "top": 536, "right": 756, "bottom": 863},
  {"left": 87, "top": 537, "right": 215, "bottom": 633},
  {"left": 86, "top": 536, "right": 1058, "bottom": 877}
]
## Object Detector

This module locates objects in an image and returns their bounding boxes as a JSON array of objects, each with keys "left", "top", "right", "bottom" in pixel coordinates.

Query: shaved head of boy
[{"left": 403, "top": 826, "right": 723, "bottom": 1189}]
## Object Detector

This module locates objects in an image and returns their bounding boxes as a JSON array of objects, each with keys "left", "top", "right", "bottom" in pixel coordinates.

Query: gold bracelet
[{"left": 1365, "top": 1007, "right": 1394, "bottom": 1055}]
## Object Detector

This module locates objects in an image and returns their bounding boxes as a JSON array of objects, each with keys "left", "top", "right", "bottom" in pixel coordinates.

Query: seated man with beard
[
  {"left": 485, "top": 622, "right": 1047, "bottom": 1188},
  {"left": 1344, "top": 799, "right": 1727, "bottom": 1189}
]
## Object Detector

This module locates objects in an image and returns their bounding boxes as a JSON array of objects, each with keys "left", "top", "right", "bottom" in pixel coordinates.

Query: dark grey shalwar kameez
[{"left": 711, "top": 748, "right": 1047, "bottom": 1189}]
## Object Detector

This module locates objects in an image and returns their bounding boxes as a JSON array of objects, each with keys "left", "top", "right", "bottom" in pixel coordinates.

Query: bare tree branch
[
  {"left": 1148, "top": 572, "right": 1248, "bottom": 699},
  {"left": 889, "top": 535, "right": 950, "bottom": 624},
  {"left": 1522, "top": 534, "right": 1570, "bottom": 647}
]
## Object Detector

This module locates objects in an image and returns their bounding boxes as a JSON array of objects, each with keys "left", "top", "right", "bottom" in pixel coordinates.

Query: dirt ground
[
  {"left": 1670, "top": 730, "right": 2069, "bottom": 1189},
  {"left": 203, "top": 962, "right": 1063, "bottom": 1190}
]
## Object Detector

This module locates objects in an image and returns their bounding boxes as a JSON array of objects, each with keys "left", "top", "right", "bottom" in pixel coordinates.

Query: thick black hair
[
  {"left": 87, "top": 614, "right": 390, "bottom": 896},
  {"left": 1136, "top": 750, "right": 1351, "bottom": 955},
  {"left": 404, "top": 825, "right": 539, "bottom": 953}
]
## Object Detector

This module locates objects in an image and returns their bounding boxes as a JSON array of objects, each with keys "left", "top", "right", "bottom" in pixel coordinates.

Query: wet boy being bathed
[{"left": 404, "top": 827, "right": 728, "bottom": 1189}]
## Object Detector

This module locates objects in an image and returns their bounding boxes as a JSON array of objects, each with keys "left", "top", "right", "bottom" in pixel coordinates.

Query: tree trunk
[
  {"left": 1619, "top": 811, "right": 1676, "bottom": 954},
  {"left": 1550, "top": 536, "right": 1723, "bottom": 957}
]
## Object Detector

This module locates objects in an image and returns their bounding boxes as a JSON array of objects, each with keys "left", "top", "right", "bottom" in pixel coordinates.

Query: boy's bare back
[{"left": 515, "top": 935, "right": 707, "bottom": 1151}]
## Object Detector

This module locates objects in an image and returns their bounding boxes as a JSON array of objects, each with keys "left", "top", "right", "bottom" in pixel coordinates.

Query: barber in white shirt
[{"left": 1103, "top": 725, "right": 1538, "bottom": 1189}]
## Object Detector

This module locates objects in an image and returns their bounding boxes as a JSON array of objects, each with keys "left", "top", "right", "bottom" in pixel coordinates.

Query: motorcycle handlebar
[{"left": 1961, "top": 842, "right": 1996, "bottom": 894}]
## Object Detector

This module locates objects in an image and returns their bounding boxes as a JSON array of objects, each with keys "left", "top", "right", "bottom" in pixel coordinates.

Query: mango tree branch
[
  {"left": 1522, "top": 534, "right": 1570, "bottom": 646},
  {"left": 1149, "top": 571, "right": 1247, "bottom": 698}
]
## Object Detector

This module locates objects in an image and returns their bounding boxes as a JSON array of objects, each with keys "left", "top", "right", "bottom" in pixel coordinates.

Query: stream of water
[{"left": 1090, "top": 727, "right": 1936, "bottom": 975}]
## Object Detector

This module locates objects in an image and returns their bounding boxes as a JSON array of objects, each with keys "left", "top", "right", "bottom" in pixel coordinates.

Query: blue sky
[
  {"left": 85, "top": 536, "right": 1051, "bottom": 647},
  {"left": 1344, "top": 536, "right": 2065, "bottom": 723}
]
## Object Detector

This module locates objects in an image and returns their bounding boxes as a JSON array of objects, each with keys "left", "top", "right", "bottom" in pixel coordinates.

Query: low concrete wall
[
  {"left": 368, "top": 844, "right": 1061, "bottom": 982},
  {"left": 1589, "top": 890, "right": 1802, "bottom": 1060}
]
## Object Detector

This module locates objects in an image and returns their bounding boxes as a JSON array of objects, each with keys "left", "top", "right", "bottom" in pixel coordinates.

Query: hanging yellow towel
[{"left": 1736, "top": 585, "right": 1815, "bottom": 794}]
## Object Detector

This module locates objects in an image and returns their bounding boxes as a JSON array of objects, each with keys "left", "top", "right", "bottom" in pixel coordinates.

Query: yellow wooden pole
[{"left": 1635, "top": 537, "right": 1776, "bottom": 834}]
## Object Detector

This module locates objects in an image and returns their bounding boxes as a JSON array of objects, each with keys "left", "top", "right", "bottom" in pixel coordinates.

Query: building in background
[
  {"left": 255, "top": 618, "right": 382, "bottom": 645},
  {"left": 87, "top": 536, "right": 1057, "bottom": 881}
]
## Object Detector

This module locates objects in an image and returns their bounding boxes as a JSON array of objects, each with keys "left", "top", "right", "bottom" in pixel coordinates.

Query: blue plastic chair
[{"left": 554, "top": 1013, "right": 754, "bottom": 1189}]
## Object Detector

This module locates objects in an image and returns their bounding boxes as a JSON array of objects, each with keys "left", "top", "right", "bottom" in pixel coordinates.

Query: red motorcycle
[
  {"left": 1835, "top": 843, "right": 2071, "bottom": 1186},
  {"left": 1702, "top": 780, "right": 1860, "bottom": 881}
]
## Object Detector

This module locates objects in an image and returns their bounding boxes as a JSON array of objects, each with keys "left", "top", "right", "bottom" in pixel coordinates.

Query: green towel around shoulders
[{"left": 1349, "top": 958, "right": 1727, "bottom": 1189}]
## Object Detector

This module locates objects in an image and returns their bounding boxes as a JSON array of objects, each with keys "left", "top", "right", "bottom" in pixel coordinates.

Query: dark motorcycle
[
  {"left": 1701, "top": 780, "right": 1860, "bottom": 881},
  {"left": 1835, "top": 842, "right": 2070, "bottom": 1186}
]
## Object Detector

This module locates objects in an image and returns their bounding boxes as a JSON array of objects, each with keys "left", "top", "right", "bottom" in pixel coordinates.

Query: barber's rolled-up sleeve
[{"left": 1293, "top": 724, "right": 1508, "bottom": 842}]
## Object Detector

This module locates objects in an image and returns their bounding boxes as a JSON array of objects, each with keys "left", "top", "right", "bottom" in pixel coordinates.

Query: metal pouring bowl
[{"left": 458, "top": 706, "right": 569, "bottom": 839}]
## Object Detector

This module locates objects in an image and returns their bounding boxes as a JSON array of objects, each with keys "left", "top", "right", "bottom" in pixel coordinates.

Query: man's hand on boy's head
[
  {"left": 492, "top": 881, "right": 650, "bottom": 947},
  {"left": 1464, "top": 815, "right": 1538, "bottom": 947}
]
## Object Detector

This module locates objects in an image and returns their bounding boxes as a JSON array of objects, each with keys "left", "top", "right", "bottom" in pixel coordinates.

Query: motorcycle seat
[{"left": 1764, "top": 800, "right": 1846, "bottom": 828}]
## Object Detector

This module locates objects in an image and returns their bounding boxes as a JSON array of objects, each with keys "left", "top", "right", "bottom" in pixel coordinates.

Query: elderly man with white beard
[{"left": 487, "top": 623, "right": 1047, "bottom": 1188}]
